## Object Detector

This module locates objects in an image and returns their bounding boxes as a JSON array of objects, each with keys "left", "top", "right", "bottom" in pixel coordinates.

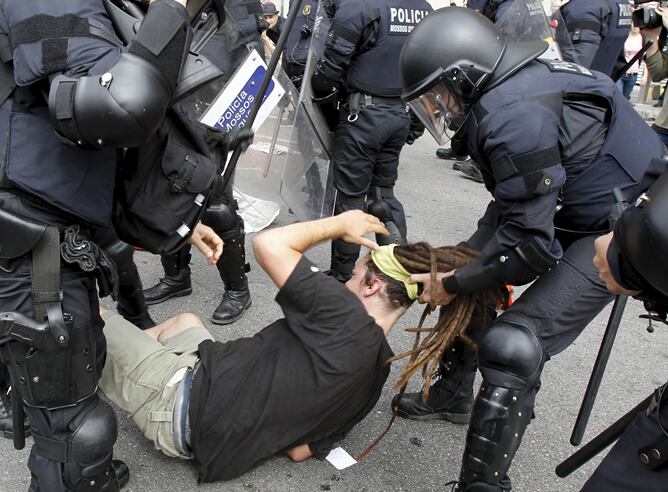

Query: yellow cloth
[{"left": 370, "top": 244, "right": 419, "bottom": 300}]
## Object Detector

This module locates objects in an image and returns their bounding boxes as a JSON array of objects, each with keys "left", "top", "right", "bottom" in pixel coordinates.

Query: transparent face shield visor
[{"left": 406, "top": 80, "right": 467, "bottom": 146}]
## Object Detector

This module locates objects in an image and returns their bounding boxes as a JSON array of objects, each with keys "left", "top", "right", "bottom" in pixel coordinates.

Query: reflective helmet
[
  {"left": 400, "top": 7, "right": 547, "bottom": 145},
  {"left": 614, "top": 171, "right": 668, "bottom": 297}
]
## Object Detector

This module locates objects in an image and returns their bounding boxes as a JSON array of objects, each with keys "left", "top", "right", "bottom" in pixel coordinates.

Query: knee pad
[
  {"left": 477, "top": 315, "right": 544, "bottom": 390},
  {"left": 68, "top": 398, "right": 117, "bottom": 473},
  {"left": 102, "top": 240, "right": 134, "bottom": 270},
  {"left": 202, "top": 202, "right": 240, "bottom": 235}
]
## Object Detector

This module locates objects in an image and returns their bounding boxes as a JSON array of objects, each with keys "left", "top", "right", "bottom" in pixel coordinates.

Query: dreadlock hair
[
  {"left": 356, "top": 242, "right": 506, "bottom": 461},
  {"left": 364, "top": 256, "right": 415, "bottom": 311}
]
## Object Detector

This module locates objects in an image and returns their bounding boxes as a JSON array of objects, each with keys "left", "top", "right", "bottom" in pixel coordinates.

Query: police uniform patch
[
  {"left": 617, "top": 2, "right": 632, "bottom": 27},
  {"left": 541, "top": 59, "right": 595, "bottom": 78},
  {"left": 387, "top": 6, "right": 430, "bottom": 35},
  {"left": 303, "top": 3, "right": 312, "bottom": 16}
]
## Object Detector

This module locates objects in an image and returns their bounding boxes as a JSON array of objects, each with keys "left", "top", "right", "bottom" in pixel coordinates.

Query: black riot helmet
[
  {"left": 612, "top": 172, "right": 668, "bottom": 297},
  {"left": 400, "top": 7, "right": 547, "bottom": 145}
]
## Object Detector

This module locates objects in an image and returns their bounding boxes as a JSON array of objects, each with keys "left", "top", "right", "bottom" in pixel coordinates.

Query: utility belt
[
  {"left": 639, "top": 382, "right": 668, "bottom": 471},
  {"left": 346, "top": 92, "right": 405, "bottom": 123}
]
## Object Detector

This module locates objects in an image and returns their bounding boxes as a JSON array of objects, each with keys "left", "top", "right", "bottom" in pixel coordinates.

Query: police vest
[
  {"left": 284, "top": 0, "right": 318, "bottom": 65},
  {"left": 469, "top": 59, "right": 664, "bottom": 233},
  {"left": 227, "top": 0, "right": 264, "bottom": 39},
  {"left": 346, "top": 0, "right": 432, "bottom": 97},
  {"left": 0, "top": 0, "right": 118, "bottom": 227},
  {"left": 590, "top": 0, "right": 632, "bottom": 76}
]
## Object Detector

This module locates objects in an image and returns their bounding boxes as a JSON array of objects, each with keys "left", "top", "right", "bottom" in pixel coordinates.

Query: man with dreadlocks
[
  {"left": 395, "top": 7, "right": 666, "bottom": 491},
  {"left": 94, "top": 210, "right": 420, "bottom": 483}
]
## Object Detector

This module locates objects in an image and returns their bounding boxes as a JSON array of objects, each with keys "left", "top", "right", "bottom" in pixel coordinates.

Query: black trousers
[
  {"left": 0, "top": 191, "right": 113, "bottom": 491},
  {"left": 330, "top": 103, "right": 410, "bottom": 274}
]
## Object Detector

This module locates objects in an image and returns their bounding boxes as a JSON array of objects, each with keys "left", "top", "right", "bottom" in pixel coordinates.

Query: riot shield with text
[{"left": 495, "top": 0, "right": 574, "bottom": 61}]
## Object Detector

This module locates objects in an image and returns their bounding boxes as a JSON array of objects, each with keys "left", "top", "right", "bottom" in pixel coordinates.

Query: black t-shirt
[{"left": 188, "top": 257, "right": 394, "bottom": 482}]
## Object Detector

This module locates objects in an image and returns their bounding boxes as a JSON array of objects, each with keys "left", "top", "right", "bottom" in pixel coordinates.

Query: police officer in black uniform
[
  {"left": 584, "top": 171, "right": 668, "bottom": 490},
  {"left": 560, "top": 0, "right": 633, "bottom": 76},
  {"left": 396, "top": 7, "right": 666, "bottom": 490},
  {"left": 283, "top": 0, "right": 317, "bottom": 88},
  {"left": 0, "top": 0, "right": 195, "bottom": 489},
  {"left": 311, "top": 0, "right": 432, "bottom": 282},
  {"left": 142, "top": 2, "right": 259, "bottom": 325}
]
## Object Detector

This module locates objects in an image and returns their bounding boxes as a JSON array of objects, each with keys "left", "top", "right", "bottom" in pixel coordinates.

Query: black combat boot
[
  {"left": 212, "top": 231, "right": 251, "bottom": 325},
  {"left": 143, "top": 246, "right": 192, "bottom": 305},
  {"left": 436, "top": 146, "right": 468, "bottom": 160},
  {"left": 393, "top": 337, "right": 477, "bottom": 423}
]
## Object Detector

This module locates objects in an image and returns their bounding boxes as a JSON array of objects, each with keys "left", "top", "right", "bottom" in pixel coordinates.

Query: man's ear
[{"left": 365, "top": 277, "right": 383, "bottom": 297}]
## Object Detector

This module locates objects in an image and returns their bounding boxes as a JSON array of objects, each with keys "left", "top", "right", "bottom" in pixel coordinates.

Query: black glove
[
  {"left": 227, "top": 126, "right": 255, "bottom": 153},
  {"left": 405, "top": 109, "right": 425, "bottom": 145},
  {"left": 311, "top": 64, "right": 341, "bottom": 101}
]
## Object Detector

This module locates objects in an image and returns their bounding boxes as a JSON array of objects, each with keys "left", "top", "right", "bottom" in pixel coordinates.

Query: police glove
[
  {"left": 311, "top": 68, "right": 341, "bottom": 102},
  {"left": 406, "top": 109, "right": 425, "bottom": 145},
  {"left": 227, "top": 126, "right": 255, "bottom": 153}
]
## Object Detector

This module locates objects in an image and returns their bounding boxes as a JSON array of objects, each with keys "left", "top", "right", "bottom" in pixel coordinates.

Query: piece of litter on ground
[{"left": 325, "top": 447, "right": 357, "bottom": 470}]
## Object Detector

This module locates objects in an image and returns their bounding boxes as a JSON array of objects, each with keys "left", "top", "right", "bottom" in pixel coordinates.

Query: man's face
[
  {"left": 345, "top": 255, "right": 371, "bottom": 298},
  {"left": 264, "top": 13, "right": 278, "bottom": 29}
]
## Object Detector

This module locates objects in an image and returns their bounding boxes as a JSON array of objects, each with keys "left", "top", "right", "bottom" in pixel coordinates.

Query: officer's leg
[
  {"left": 394, "top": 304, "right": 492, "bottom": 423},
  {"left": 459, "top": 236, "right": 613, "bottom": 490},
  {"left": 329, "top": 109, "right": 381, "bottom": 282},
  {"left": 202, "top": 176, "right": 251, "bottom": 325},
  {"left": 94, "top": 226, "right": 155, "bottom": 330},
  {"left": 0, "top": 242, "right": 126, "bottom": 490},
  {"left": 143, "top": 246, "right": 192, "bottom": 305},
  {"left": 368, "top": 107, "right": 411, "bottom": 243},
  {"left": 582, "top": 384, "right": 668, "bottom": 491}
]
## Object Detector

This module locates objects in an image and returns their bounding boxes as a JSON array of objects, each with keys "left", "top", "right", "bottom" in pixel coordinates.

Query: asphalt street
[{"left": 2, "top": 126, "right": 667, "bottom": 492}]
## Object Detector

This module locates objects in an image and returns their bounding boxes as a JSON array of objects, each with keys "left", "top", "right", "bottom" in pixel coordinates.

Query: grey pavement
[{"left": 2, "top": 120, "right": 668, "bottom": 492}]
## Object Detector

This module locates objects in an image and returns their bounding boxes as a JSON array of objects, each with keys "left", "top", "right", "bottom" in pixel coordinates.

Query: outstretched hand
[
  {"left": 188, "top": 222, "right": 224, "bottom": 265},
  {"left": 407, "top": 270, "right": 457, "bottom": 307},
  {"left": 337, "top": 210, "right": 389, "bottom": 250}
]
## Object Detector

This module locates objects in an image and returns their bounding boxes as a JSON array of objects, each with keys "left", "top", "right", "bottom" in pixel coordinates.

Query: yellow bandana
[{"left": 370, "top": 244, "right": 419, "bottom": 300}]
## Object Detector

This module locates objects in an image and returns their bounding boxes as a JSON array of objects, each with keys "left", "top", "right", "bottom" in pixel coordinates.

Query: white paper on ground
[{"left": 325, "top": 447, "right": 357, "bottom": 470}]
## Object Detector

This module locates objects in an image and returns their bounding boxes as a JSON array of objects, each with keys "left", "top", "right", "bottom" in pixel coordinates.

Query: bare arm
[{"left": 253, "top": 210, "right": 388, "bottom": 289}]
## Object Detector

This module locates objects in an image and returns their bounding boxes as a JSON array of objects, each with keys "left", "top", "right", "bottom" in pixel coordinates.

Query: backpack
[{"left": 112, "top": 111, "right": 218, "bottom": 254}]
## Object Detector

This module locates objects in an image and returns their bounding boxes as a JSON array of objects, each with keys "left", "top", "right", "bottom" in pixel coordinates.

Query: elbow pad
[
  {"left": 48, "top": 53, "right": 172, "bottom": 148},
  {"left": 444, "top": 239, "right": 558, "bottom": 294}
]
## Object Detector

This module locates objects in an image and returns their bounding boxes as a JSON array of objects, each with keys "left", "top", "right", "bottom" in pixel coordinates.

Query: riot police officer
[
  {"left": 560, "top": 0, "right": 633, "bottom": 76},
  {"left": 283, "top": 0, "right": 318, "bottom": 88},
  {"left": 0, "top": 0, "right": 212, "bottom": 489},
  {"left": 143, "top": 2, "right": 258, "bottom": 326},
  {"left": 396, "top": 7, "right": 665, "bottom": 490},
  {"left": 585, "top": 171, "right": 668, "bottom": 489},
  {"left": 311, "top": 0, "right": 432, "bottom": 282}
]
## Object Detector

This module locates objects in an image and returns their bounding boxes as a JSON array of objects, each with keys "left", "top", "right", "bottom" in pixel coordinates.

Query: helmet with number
[
  {"left": 612, "top": 171, "right": 668, "bottom": 297},
  {"left": 399, "top": 7, "right": 548, "bottom": 145}
]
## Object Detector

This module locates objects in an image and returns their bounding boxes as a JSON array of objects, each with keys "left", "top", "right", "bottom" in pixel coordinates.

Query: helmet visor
[{"left": 406, "top": 79, "right": 467, "bottom": 146}]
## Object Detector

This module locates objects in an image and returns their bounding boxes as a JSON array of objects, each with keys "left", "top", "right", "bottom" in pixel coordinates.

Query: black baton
[{"left": 557, "top": 392, "right": 654, "bottom": 477}]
